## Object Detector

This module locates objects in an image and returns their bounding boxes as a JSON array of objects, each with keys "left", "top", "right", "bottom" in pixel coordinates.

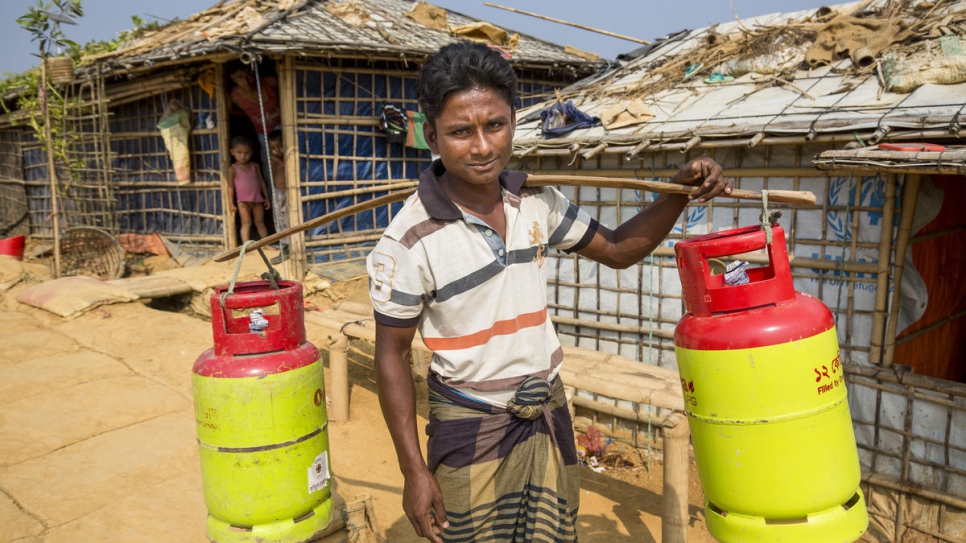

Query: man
[{"left": 366, "top": 42, "right": 732, "bottom": 543}]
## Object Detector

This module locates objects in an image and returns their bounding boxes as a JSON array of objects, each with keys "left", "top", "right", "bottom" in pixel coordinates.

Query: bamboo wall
[
  {"left": 291, "top": 58, "right": 574, "bottom": 265},
  {"left": 110, "top": 82, "right": 224, "bottom": 251},
  {"left": 0, "top": 128, "right": 28, "bottom": 237}
]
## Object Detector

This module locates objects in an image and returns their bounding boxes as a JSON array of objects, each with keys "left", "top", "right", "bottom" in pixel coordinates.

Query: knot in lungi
[{"left": 506, "top": 376, "right": 551, "bottom": 420}]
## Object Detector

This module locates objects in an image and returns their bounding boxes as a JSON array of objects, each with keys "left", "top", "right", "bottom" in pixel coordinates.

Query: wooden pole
[
  {"left": 212, "top": 174, "right": 815, "bottom": 262},
  {"left": 662, "top": 413, "right": 690, "bottom": 543},
  {"left": 40, "top": 58, "right": 61, "bottom": 278},
  {"left": 214, "top": 62, "right": 238, "bottom": 252},
  {"left": 883, "top": 174, "right": 922, "bottom": 367},
  {"left": 280, "top": 55, "right": 307, "bottom": 279},
  {"left": 328, "top": 332, "right": 350, "bottom": 422},
  {"left": 869, "top": 174, "right": 898, "bottom": 364},
  {"left": 526, "top": 174, "right": 817, "bottom": 205},
  {"left": 484, "top": 3, "right": 650, "bottom": 45}
]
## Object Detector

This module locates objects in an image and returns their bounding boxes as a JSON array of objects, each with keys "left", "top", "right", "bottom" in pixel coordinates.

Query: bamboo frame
[
  {"left": 869, "top": 174, "right": 899, "bottom": 365},
  {"left": 883, "top": 174, "right": 923, "bottom": 367},
  {"left": 281, "top": 54, "right": 307, "bottom": 278}
]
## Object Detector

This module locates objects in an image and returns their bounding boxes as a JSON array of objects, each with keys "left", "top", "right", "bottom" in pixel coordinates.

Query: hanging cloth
[
  {"left": 405, "top": 111, "right": 431, "bottom": 150},
  {"left": 540, "top": 100, "right": 600, "bottom": 138},
  {"left": 157, "top": 99, "right": 191, "bottom": 185}
]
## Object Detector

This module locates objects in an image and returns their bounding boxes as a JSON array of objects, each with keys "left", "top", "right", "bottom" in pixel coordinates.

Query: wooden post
[
  {"left": 883, "top": 174, "right": 922, "bottom": 367},
  {"left": 40, "top": 58, "right": 61, "bottom": 278},
  {"left": 279, "top": 54, "right": 307, "bottom": 279},
  {"left": 662, "top": 413, "right": 690, "bottom": 543},
  {"left": 869, "top": 173, "right": 898, "bottom": 364},
  {"left": 214, "top": 62, "right": 238, "bottom": 251},
  {"left": 328, "top": 332, "right": 350, "bottom": 422}
]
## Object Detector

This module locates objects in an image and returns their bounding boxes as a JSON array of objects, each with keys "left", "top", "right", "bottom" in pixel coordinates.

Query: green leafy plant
[{"left": 14, "top": 0, "right": 86, "bottom": 189}]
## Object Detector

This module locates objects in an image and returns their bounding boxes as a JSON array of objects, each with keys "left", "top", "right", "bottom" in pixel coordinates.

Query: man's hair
[
  {"left": 230, "top": 135, "right": 253, "bottom": 149},
  {"left": 417, "top": 42, "right": 517, "bottom": 125},
  {"left": 267, "top": 129, "right": 283, "bottom": 144}
]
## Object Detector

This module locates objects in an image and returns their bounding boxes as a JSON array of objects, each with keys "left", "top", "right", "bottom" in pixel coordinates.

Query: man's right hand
[{"left": 404, "top": 468, "right": 449, "bottom": 543}]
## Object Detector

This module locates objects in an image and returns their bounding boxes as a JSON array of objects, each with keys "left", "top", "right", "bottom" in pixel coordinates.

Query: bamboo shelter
[
  {"left": 501, "top": 1, "right": 966, "bottom": 541},
  {"left": 0, "top": 0, "right": 602, "bottom": 275}
]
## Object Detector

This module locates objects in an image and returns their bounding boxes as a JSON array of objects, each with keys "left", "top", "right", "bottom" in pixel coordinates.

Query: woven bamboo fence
[
  {"left": 0, "top": 128, "right": 29, "bottom": 238},
  {"left": 292, "top": 57, "right": 578, "bottom": 265}
]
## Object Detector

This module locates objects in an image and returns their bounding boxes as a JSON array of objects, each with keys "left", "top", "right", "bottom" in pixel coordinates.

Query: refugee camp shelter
[
  {"left": 0, "top": 0, "right": 602, "bottom": 277},
  {"left": 505, "top": 0, "right": 966, "bottom": 540}
]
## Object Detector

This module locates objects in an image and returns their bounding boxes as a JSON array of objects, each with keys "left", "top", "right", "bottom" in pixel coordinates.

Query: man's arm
[
  {"left": 576, "top": 157, "right": 731, "bottom": 269},
  {"left": 374, "top": 321, "right": 449, "bottom": 542}
]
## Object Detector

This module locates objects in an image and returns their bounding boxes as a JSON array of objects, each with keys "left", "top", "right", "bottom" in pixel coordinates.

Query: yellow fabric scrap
[
  {"left": 407, "top": 2, "right": 448, "bottom": 31},
  {"left": 600, "top": 99, "right": 655, "bottom": 130},
  {"left": 196, "top": 68, "right": 216, "bottom": 99},
  {"left": 326, "top": 0, "right": 370, "bottom": 28},
  {"left": 449, "top": 21, "right": 519, "bottom": 48}
]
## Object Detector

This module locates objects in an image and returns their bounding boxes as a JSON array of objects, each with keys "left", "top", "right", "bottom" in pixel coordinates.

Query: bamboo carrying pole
[
  {"left": 526, "top": 175, "right": 817, "bottom": 205},
  {"left": 662, "top": 413, "right": 690, "bottom": 543},
  {"left": 212, "top": 176, "right": 816, "bottom": 262}
]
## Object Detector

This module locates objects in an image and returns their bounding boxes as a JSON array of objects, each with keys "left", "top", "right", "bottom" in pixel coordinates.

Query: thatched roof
[
  {"left": 87, "top": 0, "right": 603, "bottom": 75},
  {"left": 512, "top": 0, "right": 966, "bottom": 156}
]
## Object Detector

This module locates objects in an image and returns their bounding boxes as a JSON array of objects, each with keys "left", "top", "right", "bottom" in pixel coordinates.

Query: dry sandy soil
[{"left": 0, "top": 251, "right": 717, "bottom": 542}]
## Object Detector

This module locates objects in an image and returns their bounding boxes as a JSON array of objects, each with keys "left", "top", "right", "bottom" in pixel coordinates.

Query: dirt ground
[{"left": 0, "top": 251, "right": 717, "bottom": 542}]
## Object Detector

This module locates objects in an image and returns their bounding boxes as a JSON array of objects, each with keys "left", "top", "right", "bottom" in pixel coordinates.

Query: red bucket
[{"left": 0, "top": 235, "right": 26, "bottom": 261}]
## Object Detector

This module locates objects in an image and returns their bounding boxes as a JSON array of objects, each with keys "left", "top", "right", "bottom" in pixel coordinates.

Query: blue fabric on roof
[{"left": 540, "top": 100, "right": 600, "bottom": 138}]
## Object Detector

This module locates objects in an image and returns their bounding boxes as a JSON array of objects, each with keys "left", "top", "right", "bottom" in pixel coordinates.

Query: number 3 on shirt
[{"left": 370, "top": 252, "right": 396, "bottom": 303}]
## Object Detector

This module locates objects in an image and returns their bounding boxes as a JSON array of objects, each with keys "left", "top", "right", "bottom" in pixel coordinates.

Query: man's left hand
[{"left": 672, "top": 158, "right": 733, "bottom": 203}]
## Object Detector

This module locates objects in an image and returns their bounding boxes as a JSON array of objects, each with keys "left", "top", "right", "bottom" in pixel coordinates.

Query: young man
[{"left": 366, "top": 42, "right": 732, "bottom": 543}]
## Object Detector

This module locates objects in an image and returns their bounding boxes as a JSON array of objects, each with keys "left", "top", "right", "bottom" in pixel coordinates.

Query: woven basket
[
  {"left": 47, "top": 56, "right": 75, "bottom": 85},
  {"left": 60, "top": 227, "right": 124, "bottom": 280}
]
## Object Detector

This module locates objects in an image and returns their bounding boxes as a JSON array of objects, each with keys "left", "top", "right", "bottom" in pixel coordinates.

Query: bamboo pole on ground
[
  {"left": 662, "top": 413, "right": 690, "bottom": 543},
  {"left": 883, "top": 174, "right": 922, "bottom": 367},
  {"left": 328, "top": 333, "right": 350, "bottom": 422},
  {"left": 869, "top": 174, "right": 898, "bottom": 364}
]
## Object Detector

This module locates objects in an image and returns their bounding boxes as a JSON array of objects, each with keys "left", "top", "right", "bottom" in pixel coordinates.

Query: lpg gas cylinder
[
  {"left": 673, "top": 225, "right": 867, "bottom": 542},
  {"left": 192, "top": 280, "right": 333, "bottom": 543}
]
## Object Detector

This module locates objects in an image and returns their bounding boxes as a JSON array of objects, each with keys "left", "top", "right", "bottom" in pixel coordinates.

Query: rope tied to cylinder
[
  {"left": 759, "top": 189, "right": 783, "bottom": 245},
  {"left": 219, "top": 240, "right": 282, "bottom": 307}
]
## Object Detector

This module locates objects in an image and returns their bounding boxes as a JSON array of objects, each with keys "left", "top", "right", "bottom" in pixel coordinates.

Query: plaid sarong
[{"left": 427, "top": 375, "right": 580, "bottom": 542}]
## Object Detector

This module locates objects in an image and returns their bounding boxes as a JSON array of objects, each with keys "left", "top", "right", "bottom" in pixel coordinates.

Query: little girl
[{"left": 226, "top": 135, "right": 271, "bottom": 243}]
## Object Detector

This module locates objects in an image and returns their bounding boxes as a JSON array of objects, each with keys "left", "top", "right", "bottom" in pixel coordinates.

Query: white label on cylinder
[{"left": 308, "top": 451, "right": 329, "bottom": 494}]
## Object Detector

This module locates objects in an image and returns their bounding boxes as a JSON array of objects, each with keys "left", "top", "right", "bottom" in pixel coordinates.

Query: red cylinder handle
[{"left": 674, "top": 225, "right": 796, "bottom": 316}]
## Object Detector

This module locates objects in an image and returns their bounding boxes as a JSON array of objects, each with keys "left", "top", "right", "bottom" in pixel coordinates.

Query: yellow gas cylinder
[
  {"left": 673, "top": 225, "right": 867, "bottom": 542},
  {"left": 192, "top": 280, "right": 333, "bottom": 542}
]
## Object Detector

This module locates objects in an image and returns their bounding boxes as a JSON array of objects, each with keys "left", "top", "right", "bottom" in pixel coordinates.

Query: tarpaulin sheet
[{"left": 296, "top": 68, "right": 429, "bottom": 262}]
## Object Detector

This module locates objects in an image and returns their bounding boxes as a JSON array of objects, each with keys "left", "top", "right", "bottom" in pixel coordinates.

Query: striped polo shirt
[{"left": 366, "top": 161, "right": 598, "bottom": 407}]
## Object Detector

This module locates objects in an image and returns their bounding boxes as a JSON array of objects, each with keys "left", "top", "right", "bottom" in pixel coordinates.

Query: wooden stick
[
  {"left": 40, "top": 59, "right": 61, "bottom": 278},
  {"left": 526, "top": 174, "right": 817, "bottom": 205},
  {"left": 483, "top": 2, "right": 650, "bottom": 45},
  {"left": 212, "top": 189, "right": 416, "bottom": 262},
  {"left": 662, "top": 413, "right": 690, "bottom": 543},
  {"left": 213, "top": 171, "right": 817, "bottom": 262},
  {"left": 869, "top": 174, "right": 898, "bottom": 364},
  {"left": 883, "top": 174, "right": 922, "bottom": 366}
]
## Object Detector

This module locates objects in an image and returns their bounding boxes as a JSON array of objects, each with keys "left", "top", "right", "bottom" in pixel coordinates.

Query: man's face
[{"left": 423, "top": 86, "right": 515, "bottom": 188}]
